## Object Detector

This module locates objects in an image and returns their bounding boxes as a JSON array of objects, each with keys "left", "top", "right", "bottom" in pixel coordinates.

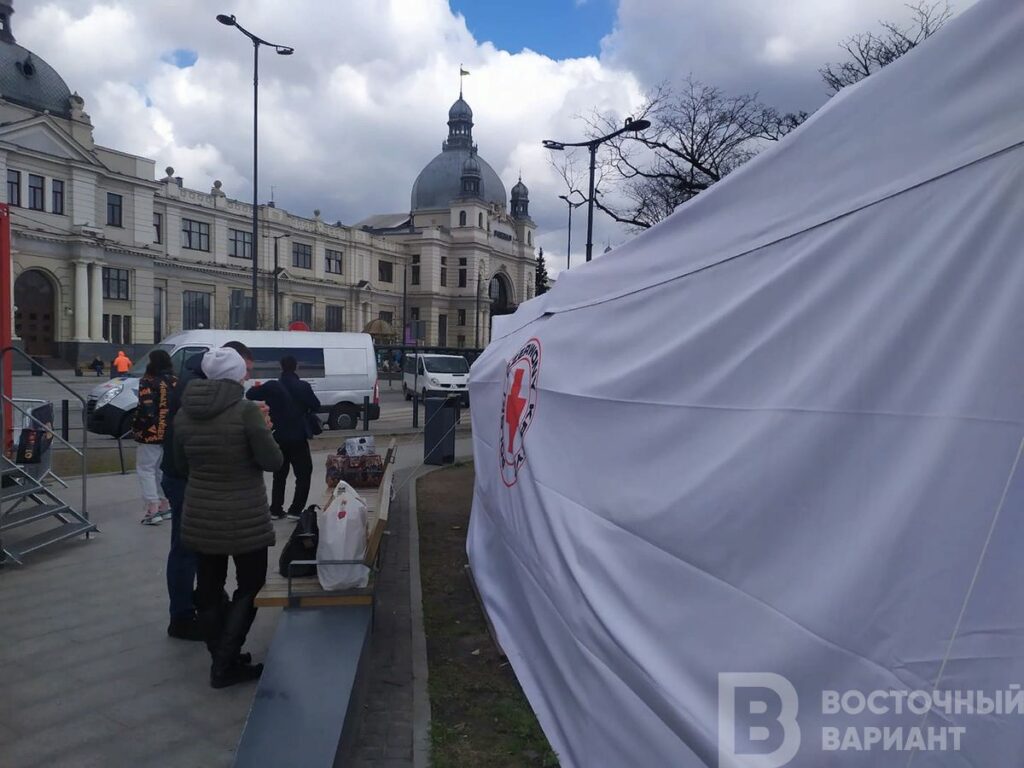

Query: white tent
[{"left": 467, "top": 0, "right": 1024, "bottom": 764}]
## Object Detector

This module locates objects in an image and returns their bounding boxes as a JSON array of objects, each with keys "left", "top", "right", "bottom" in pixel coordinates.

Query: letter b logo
[{"left": 718, "top": 673, "right": 800, "bottom": 767}]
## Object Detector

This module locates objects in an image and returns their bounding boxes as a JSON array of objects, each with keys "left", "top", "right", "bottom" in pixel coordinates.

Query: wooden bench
[{"left": 234, "top": 440, "right": 397, "bottom": 768}]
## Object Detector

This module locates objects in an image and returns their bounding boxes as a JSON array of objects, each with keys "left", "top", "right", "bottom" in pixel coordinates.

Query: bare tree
[
  {"left": 820, "top": 1, "right": 953, "bottom": 92},
  {"left": 583, "top": 78, "right": 805, "bottom": 230}
]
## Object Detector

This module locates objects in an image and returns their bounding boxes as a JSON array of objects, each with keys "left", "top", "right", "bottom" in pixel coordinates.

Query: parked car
[
  {"left": 86, "top": 330, "right": 381, "bottom": 436},
  {"left": 402, "top": 353, "right": 470, "bottom": 405}
]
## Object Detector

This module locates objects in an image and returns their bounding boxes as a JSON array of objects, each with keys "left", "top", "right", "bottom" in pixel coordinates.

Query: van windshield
[
  {"left": 423, "top": 357, "right": 470, "bottom": 374},
  {"left": 128, "top": 345, "right": 174, "bottom": 377}
]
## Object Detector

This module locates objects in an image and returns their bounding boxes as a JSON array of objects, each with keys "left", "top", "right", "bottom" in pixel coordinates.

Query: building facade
[{"left": 0, "top": 2, "right": 535, "bottom": 366}]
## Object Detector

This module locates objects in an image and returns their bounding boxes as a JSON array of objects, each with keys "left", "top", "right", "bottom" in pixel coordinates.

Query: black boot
[{"left": 210, "top": 597, "right": 261, "bottom": 689}]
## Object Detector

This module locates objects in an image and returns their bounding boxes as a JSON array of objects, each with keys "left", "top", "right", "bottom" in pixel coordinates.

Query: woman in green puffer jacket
[{"left": 172, "top": 347, "right": 283, "bottom": 689}]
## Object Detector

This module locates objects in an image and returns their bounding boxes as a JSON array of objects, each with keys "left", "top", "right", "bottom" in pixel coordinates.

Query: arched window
[
  {"left": 527, "top": 232, "right": 532, "bottom": 245},
  {"left": 478, "top": 212, "right": 483, "bottom": 228},
  {"left": 459, "top": 210, "right": 466, "bottom": 226}
]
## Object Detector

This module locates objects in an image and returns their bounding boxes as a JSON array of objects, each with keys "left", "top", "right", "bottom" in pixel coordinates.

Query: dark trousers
[
  {"left": 162, "top": 474, "right": 197, "bottom": 620},
  {"left": 271, "top": 439, "right": 313, "bottom": 515},
  {"left": 195, "top": 548, "right": 268, "bottom": 669}
]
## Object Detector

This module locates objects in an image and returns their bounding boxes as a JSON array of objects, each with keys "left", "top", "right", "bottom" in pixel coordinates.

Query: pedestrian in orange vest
[{"left": 112, "top": 350, "right": 132, "bottom": 377}]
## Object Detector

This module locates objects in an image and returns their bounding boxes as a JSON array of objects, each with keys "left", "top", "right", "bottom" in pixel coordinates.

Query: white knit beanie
[{"left": 201, "top": 347, "right": 247, "bottom": 382}]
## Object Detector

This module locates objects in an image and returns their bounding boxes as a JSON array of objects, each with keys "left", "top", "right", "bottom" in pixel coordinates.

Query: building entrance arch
[{"left": 14, "top": 269, "right": 56, "bottom": 356}]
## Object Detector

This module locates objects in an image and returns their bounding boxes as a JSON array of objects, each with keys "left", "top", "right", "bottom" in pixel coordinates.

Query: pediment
[{"left": 0, "top": 118, "right": 97, "bottom": 164}]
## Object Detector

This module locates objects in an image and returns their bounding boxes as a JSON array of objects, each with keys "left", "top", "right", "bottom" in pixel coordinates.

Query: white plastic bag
[
  {"left": 343, "top": 435, "right": 376, "bottom": 456},
  {"left": 316, "top": 481, "right": 370, "bottom": 590}
]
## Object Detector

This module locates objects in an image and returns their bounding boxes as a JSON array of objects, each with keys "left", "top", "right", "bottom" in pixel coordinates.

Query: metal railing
[{"left": 1, "top": 347, "right": 88, "bottom": 521}]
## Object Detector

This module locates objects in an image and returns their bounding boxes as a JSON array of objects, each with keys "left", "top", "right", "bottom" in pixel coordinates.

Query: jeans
[
  {"left": 162, "top": 474, "right": 197, "bottom": 620},
  {"left": 136, "top": 444, "right": 165, "bottom": 504},
  {"left": 271, "top": 440, "right": 313, "bottom": 515}
]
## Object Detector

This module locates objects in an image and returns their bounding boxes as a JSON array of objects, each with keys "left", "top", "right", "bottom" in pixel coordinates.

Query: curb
[{"left": 407, "top": 464, "right": 434, "bottom": 768}]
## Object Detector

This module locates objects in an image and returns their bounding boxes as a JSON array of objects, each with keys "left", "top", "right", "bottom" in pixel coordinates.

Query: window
[
  {"left": 248, "top": 347, "right": 325, "bottom": 380},
  {"left": 106, "top": 193, "right": 123, "bottom": 227},
  {"left": 478, "top": 212, "right": 483, "bottom": 228},
  {"left": 154, "top": 286, "right": 164, "bottom": 343},
  {"left": 229, "top": 289, "right": 252, "bottom": 330},
  {"left": 292, "top": 302, "right": 313, "bottom": 325},
  {"left": 459, "top": 210, "right": 466, "bottom": 226},
  {"left": 102, "top": 314, "right": 132, "bottom": 344},
  {"left": 437, "top": 314, "right": 448, "bottom": 347},
  {"left": 411, "top": 255, "right": 420, "bottom": 286},
  {"left": 378, "top": 260, "right": 393, "bottom": 283},
  {"left": 458, "top": 257, "right": 467, "bottom": 288},
  {"left": 292, "top": 242, "right": 312, "bottom": 269},
  {"left": 440, "top": 256, "right": 447, "bottom": 287},
  {"left": 51, "top": 179, "right": 64, "bottom": 215},
  {"left": 7, "top": 170, "right": 20, "bottom": 207},
  {"left": 379, "top": 311, "right": 393, "bottom": 324},
  {"left": 229, "top": 228, "right": 253, "bottom": 260},
  {"left": 528, "top": 231, "right": 532, "bottom": 245},
  {"left": 325, "top": 249, "right": 343, "bottom": 274},
  {"left": 457, "top": 334, "right": 466, "bottom": 348},
  {"left": 182, "top": 218, "right": 210, "bottom": 251},
  {"left": 457, "top": 309, "right": 466, "bottom": 326},
  {"left": 182, "top": 291, "right": 211, "bottom": 330},
  {"left": 153, "top": 212, "right": 162, "bottom": 244},
  {"left": 27, "top": 174, "right": 44, "bottom": 211},
  {"left": 326, "top": 305, "right": 344, "bottom": 332},
  {"left": 102, "top": 267, "right": 130, "bottom": 300}
]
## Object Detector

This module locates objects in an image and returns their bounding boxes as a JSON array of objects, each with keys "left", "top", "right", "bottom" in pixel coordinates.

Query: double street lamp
[
  {"left": 216, "top": 13, "right": 293, "bottom": 330},
  {"left": 558, "top": 190, "right": 586, "bottom": 270},
  {"left": 543, "top": 117, "right": 651, "bottom": 263}
]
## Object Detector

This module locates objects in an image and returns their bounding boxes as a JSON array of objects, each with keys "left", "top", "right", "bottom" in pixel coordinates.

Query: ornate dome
[
  {"left": 411, "top": 94, "right": 507, "bottom": 211},
  {"left": 462, "top": 153, "right": 481, "bottom": 177},
  {"left": 0, "top": 6, "right": 73, "bottom": 118},
  {"left": 511, "top": 178, "right": 529, "bottom": 199}
]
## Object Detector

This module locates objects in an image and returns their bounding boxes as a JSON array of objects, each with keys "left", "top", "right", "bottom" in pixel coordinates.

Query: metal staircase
[
  {"left": 1, "top": 455, "right": 95, "bottom": 564},
  {"left": 1, "top": 347, "right": 96, "bottom": 566}
]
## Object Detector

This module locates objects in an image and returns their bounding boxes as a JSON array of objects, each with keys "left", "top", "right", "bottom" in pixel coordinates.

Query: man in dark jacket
[
  {"left": 161, "top": 340, "right": 254, "bottom": 641},
  {"left": 246, "top": 355, "right": 321, "bottom": 520}
]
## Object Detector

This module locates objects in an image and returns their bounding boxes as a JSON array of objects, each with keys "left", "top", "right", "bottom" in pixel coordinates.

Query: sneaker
[
  {"left": 141, "top": 513, "right": 162, "bottom": 526},
  {"left": 157, "top": 510, "right": 174, "bottom": 522},
  {"left": 270, "top": 508, "right": 287, "bottom": 520},
  {"left": 286, "top": 510, "right": 302, "bottom": 521}
]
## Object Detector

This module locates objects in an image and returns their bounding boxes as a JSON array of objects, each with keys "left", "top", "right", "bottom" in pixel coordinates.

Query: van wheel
[
  {"left": 403, "top": 383, "right": 411, "bottom": 401},
  {"left": 328, "top": 404, "right": 358, "bottom": 431}
]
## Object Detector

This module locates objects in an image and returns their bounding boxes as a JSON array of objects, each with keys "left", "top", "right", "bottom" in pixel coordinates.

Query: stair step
[
  {"left": 0, "top": 465, "right": 21, "bottom": 479},
  {"left": 0, "top": 481, "right": 43, "bottom": 504},
  {"left": 2, "top": 521, "right": 96, "bottom": 560},
  {"left": 0, "top": 503, "right": 71, "bottom": 532}
]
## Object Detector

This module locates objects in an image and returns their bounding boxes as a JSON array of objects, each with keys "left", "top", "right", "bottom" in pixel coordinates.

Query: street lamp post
[
  {"left": 263, "top": 231, "right": 287, "bottom": 330},
  {"left": 558, "top": 190, "right": 586, "bottom": 270},
  {"left": 216, "top": 13, "right": 293, "bottom": 330},
  {"left": 543, "top": 117, "right": 651, "bottom": 263}
]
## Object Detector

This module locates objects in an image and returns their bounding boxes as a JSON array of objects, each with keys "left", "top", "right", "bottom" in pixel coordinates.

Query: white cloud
[{"left": 13, "top": 0, "right": 979, "bottom": 275}]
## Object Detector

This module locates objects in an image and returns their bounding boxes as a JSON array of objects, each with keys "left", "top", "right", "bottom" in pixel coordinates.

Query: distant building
[{"left": 0, "top": 1, "right": 534, "bottom": 364}]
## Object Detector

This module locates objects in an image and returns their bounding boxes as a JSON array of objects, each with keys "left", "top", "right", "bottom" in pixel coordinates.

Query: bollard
[
  {"left": 362, "top": 396, "right": 370, "bottom": 431},
  {"left": 61, "top": 400, "right": 70, "bottom": 442},
  {"left": 412, "top": 393, "right": 419, "bottom": 429}
]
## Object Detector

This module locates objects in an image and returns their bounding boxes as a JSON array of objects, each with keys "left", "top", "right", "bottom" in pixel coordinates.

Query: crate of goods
[{"left": 326, "top": 453, "right": 385, "bottom": 489}]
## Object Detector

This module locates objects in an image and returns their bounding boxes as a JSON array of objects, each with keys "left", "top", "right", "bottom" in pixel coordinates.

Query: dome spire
[
  {"left": 444, "top": 88, "right": 474, "bottom": 151},
  {"left": 0, "top": 2, "right": 15, "bottom": 44}
]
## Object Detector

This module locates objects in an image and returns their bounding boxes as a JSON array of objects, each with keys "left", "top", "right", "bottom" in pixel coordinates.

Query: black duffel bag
[{"left": 278, "top": 505, "right": 320, "bottom": 578}]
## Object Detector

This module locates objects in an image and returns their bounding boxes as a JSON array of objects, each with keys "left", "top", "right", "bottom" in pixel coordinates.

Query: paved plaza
[{"left": 0, "top": 435, "right": 473, "bottom": 767}]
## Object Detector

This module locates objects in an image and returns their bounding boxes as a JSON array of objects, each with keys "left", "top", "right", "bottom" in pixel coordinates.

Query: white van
[
  {"left": 402, "top": 353, "right": 470, "bottom": 405},
  {"left": 87, "top": 330, "right": 380, "bottom": 436}
]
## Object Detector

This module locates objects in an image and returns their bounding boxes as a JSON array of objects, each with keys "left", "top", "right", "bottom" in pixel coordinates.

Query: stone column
[
  {"left": 89, "top": 262, "right": 103, "bottom": 341},
  {"left": 73, "top": 261, "right": 90, "bottom": 340}
]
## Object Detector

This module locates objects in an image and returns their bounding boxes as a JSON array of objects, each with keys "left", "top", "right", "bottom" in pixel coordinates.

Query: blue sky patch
[
  {"left": 450, "top": 0, "right": 616, "bottom": 60},
  {"left": 163, "top": 48, "right": 199, "bottom": 69}
]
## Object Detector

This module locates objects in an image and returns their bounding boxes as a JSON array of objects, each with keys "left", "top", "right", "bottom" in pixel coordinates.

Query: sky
[{"left": 15, "top": 0, "right": 977, "bottom": 275}]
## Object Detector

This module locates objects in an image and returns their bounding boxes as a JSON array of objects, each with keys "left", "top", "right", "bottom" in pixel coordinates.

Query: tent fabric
[{"left": 468, "top": 0, "right": 1024, "bottom": 765}]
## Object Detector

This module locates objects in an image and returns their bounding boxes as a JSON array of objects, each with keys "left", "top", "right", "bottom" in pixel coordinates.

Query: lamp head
[
  {"left": 542, "top": 140, "right": 566, "bottom": 151},
  {"left": 216, "top": 13, "right": 236, "bottom": 26},
  {"left": 275, "top": 46, "right": 294, "bottom": 55},
  {"left": 625, "top": 117, "right": 651, "bottom": 132}
]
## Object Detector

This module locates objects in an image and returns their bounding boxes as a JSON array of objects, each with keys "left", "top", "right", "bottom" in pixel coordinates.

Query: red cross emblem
[{"left": 499, "top": 338, "right": 541, "bottom": 487}]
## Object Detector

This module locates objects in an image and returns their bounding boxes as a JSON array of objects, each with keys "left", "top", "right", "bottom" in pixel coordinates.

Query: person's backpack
[{"left": 278, "top": 504, "right": 320, "bottom": 578}]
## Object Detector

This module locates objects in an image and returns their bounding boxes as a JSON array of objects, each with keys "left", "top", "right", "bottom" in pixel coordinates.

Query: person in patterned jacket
[{"left": 133, "top": 349, "right": 176, "bottom": 525}]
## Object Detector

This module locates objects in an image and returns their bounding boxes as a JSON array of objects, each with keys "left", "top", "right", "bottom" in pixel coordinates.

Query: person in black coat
[{"left": 246, "top": 355, "right": 321, "bottom": 520}]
